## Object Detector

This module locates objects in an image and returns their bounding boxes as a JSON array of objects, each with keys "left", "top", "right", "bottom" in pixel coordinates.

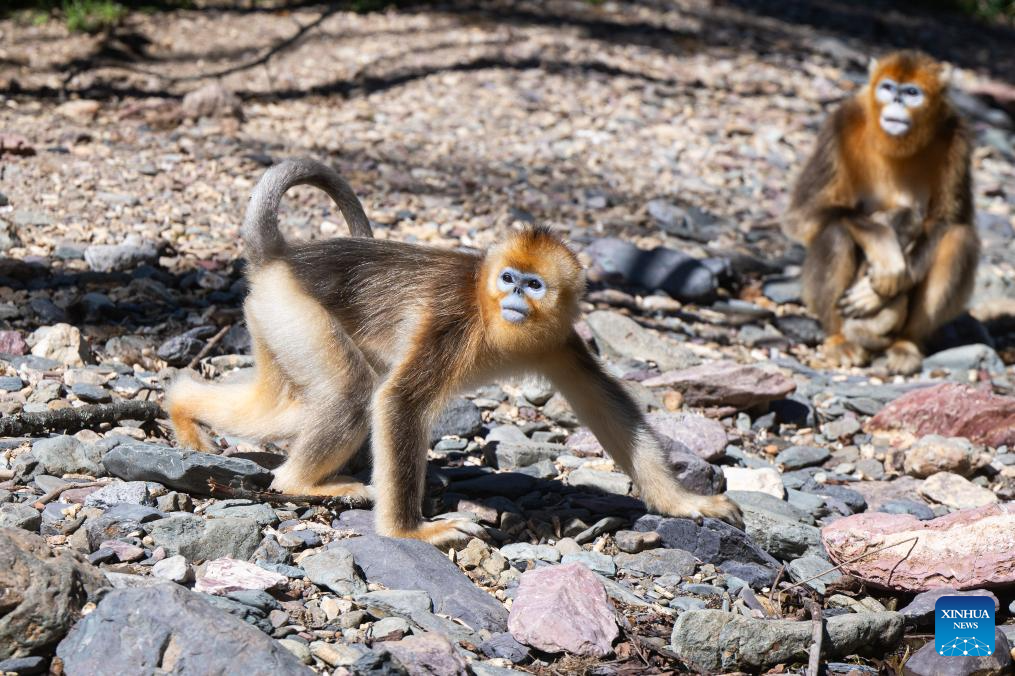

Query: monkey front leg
[
  {"left": 370, "top": 376, "right": 486, "bottom": 547},
  {"left": 541, "top": 333, "right": 743, "bottom": 528}
]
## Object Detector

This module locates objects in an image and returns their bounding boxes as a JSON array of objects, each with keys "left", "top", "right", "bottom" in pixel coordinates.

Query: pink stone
[
  {"left": 194, "top": 557, "right": 287, "bottom": 596},
  {"left": 821, "top": 503, "right": 1015, "bottom": 592},
  {"left": 867, "top": 383, "right": 1015, "bottom": 447},
  {"left": 647, "top": 412, "right": 728, "bottom": 462},
  {"left": 508, "top": 562, "right": 618, "bottom": 656},
  {"left": 0, "top": 331, "right": 27, "bottom": 356},
  {"left": 642, "top": 360, "right": 795, "bottom": 409},
  {"left": 98, "top": 539, "right": 144, "bottom": 563}
]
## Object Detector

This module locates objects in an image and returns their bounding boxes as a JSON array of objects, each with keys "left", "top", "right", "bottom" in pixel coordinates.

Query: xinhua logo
[{"left": 935, "top": 595, "right": 995, "bottom": 656}]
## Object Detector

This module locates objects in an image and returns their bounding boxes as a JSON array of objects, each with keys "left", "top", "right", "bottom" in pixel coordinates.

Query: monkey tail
[{"left": 242, "top": 157, "right": 373, "bottom": 266}]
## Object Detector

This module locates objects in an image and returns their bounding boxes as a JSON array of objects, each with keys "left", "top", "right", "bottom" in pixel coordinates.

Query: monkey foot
[
  {"left": 384, "top": 518, "right": 488, "bottom": 549},
  {"left": 270, "top": 476, "right": 374, "bottom": 502},
  {"left": 648, "top": 493, "right": 744, "bottom": 531},
  {"left": 885, "top": 340, "right": 923, "bottom": 375},
  {"left": 822, "top": 335, "right": 869, "bottom": 368}
]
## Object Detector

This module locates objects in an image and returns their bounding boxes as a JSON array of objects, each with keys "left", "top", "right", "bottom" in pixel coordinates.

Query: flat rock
[
  {"left": 585, "top": 310, "right": 698, "bottom": 370},
  {"left": 775, "top": 445, "right": 830, "bottom": 471},
  {"left": 867, "top": 383, "right": 1015, "bottom": 447},
  {"left": 148, "top": 514, "right": 262, "bottom": 562},
  {"left": 903, "top": 627, "right": 1011, "bottom": 676},
  {"left": 0, "top": 503, "right": 42, "bottom": 531},
  {"left": 919, "top": 472, "right": 998, "bottom": 510},
  {"left": 0, "top": 528, "right": 107, "bottom": 660},
  {"left": 55, "top": 584, "right": 310, "bottom": 675},
  {"left": 380, "top": 633, "right": 468, "bottom": 676},
  {"left": 787, "top": 555, "right": 842, "bottom": 595},
  {"left": 566, "top": 468, "right": 632, "bottom": 495},
  {"left": 84, "top": 503, "right": 164, "bottom": 550},
  {"left": 84, "top": 481, "right": 157, "bottom": 509},
  {"left": 821, "top": 504, "right": 1015, "bottom": 591},
  {"left": 739, "top": 504, "right": 823, "bottom": 561},
  {"left": 614, "top": 548, "right": 696, "bottom": 577},
  {"left": 647, "top": 412, "right": 728, "bottom": 462},
  {"left": 508, "top": 563, "right": 618, "bottom": 657},
  {"left": 337, "top": 535, "right": 508, "bottom": 632},
  {"left": 671, "top": 609, "right": 904, "bottom": 673},
  {"left": 585, "top": 237, "right": 717, "bottom": 302},
  {"left": 300, "top": 547, "right": 367, "bottom": 596},
  {"left": 633, "top": 514, "right": 779, "bottom": 568},
  {"left": 103, "top": 443, "right": 272, "bottom": 495},
  {"left": 194, "top": 557, "right": 287, "bottom": 595},
  {"left": 642, "top": 360, "right": 795, "bottom": 409},
  {"left": 899, "top": 587, "right": 1000, "bottom": 626},
  {"left": 32, "top": 435, "right": 104, "bottom": 477}
]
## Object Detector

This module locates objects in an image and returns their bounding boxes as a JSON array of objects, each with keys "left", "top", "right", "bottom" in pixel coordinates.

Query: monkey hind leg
[{"left": 269, "top": 409, "right": 372, "bottom": 500}]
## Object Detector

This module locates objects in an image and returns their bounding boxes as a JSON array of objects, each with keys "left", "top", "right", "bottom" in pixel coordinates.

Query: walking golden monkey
[{"left": 168, "top": 158, "right": 743, "bottom": 547}]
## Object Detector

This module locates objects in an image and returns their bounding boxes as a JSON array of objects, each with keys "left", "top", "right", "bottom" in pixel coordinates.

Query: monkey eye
[
  {"left": 501, "top": 272, "right": 513, "bottom": 284},
  {"left": 903, "top": 86, "right": 920, "bottom": 97},
  {"left": 527, "top": 279, "right": 543, "bottom": 290}
]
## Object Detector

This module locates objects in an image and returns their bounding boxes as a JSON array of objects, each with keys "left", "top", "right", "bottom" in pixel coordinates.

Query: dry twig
[
  {"left": 0, "top": 400, "right": 165, "bottom": 437},
  {"left": 34, "top": 480, "right": 112, "bottom": 508},
  {"left": 804, "top": 599, "right": 823, "bottom": 676},
  {"left": 188, "top": 323, "right": 233, "bottom": 369},
  {"left": 205, "top": 478, "right": 372, "bottom": 509}
]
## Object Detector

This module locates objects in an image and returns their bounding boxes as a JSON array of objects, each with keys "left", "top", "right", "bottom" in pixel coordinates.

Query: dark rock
[
  {"left": 56, "top": 584, "right": 310, "bottom": 675},
  {"left": 0, "top": 528, "right": 107, "bottom": 660},
  {"left": 430, "top": 397, "right": 484, "bottom": 445},
  {"left": 156, "top": 335, "right": 205, "bottom": 366},
  {"left": 878, "top": 500, "right": 936, "bottom": 521},
  {"left": 147, "top": 514, "right": 262, "bottom": 561},
  {"left": 0, "top": 656, "right": 46, "bottom": 675},
  {"left": 478, "top": 633, "right": 530, "bottom": 663},
  {"left": 615, "top": 548, "right": 696, "bottom": 576},
  {"left": 0, "top": 503, "right": 42, "bottom": 531},
  {"left": 70, "top": 383, "right": 111, "bottom": 404},
  {"left": 84, "top": 503, "right": 164, "bottom": 550},
  {"left": 199, "top": 593, "right": 274, "bottom": 634},
  {"left": 775, "top": 315, "right": 823, "bottom": 346},
  {"left": 762, "top": 276, "right": 802, "bottom": 304},
  {"left": 337, "top": 535, "right": 509, "bottom": 632},
  {"left": 633, "top": 514, "right": 779, "bottom": 567},
  {"left": 32, "top": 435, "right": 104, "bottom": 477},
  {"left": 717, "top": 561, "right": 778, "bottom": 588},
  {"left": 585, "top": 237, "right": 717, "bottom": 301},
  {"left": 775, "top": 445, "right": 830, "bottom": 470},
  {"left": 450, "top": 472, "right": 538, "bottom": 498},
  {"left": 102, "top": 443, "right": 272, "bottom": 495}
]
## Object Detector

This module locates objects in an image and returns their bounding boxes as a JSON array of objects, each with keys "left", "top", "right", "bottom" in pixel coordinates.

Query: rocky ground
[{"left": 2, "top": 1, "right": 1015, "bottom": 674}]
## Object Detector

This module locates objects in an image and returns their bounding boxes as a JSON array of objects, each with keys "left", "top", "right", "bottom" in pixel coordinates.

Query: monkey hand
[
  {"left": 838, "top": 276, "right": 887, "bottom": 317},
  {"left": 869, "top": 257, "right": 911, "bottom": 298}
]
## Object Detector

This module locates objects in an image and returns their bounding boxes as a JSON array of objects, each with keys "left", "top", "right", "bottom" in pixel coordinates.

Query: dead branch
[
  {"left": 0, "top": 400, "right": 165, "bottom": 437},
  {"left": 187, "top": 323, "right": 232, "bottom": 369},
  {"left": 206, "top": 478, "right": 372, "bottom": 509},
  {"left": 34, "top": 479, "right": 113, "bottom": 508}
]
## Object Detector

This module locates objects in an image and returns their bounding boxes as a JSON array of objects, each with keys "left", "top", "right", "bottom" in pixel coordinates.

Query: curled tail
[{"left": 241, "top": 157, "right": 373, "bottom": 266}]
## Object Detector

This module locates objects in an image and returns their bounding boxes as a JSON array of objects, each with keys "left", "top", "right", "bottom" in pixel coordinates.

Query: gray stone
[
  {"left": 740, "top": 504, "right": 823, "bottom": 561},
  {"left": 83, "top": 481, "right": 157, "bottom": 510},
  {"left": 338, "top": 535, "right": 508, "bottom": 632},
  {"left": 899, "top": 587, "right": 1000, "bottom": 626},
  {"left": 0, "top": 376, "right": 24, "bottom": 392},
  {"left": 923, "top": 344, "right": 1006, "bottom": 375},
  {"left": 152, "top": 555, "right": 192, "bottom": 583},
  {"left": 671, "top": 609, "right": 904, "bottom": 673},
  {"left": 762, "top": 276, "right": 802, "bottom": 304},
  {"left": 84, "top": 503, "right": 164, "bottom": 550},
  {"left": 727, "top": 490, "right": 814, "bottom": 525},
  {"left": 70, "top": 383, "right": 111, "bottom": 404},
  {"left": 878, "top": 499, "right": 936, "bottom": 520},
  {"left": 147, "top": 514, "right": 262, "bottom": 561},
  {"left": 0, "top": 656, "right": 46, "bottom": 675},
  {"left": 585, "top": 310, "right": 698, "bottom": 370},
  {"left": 633, "top": 514, "right": 780, "bottom": 568},
  {"left": 0, "top": 503, "right": 42, "bottom": 531},
  {"left": 585, "top": 238, "right": 717, "bottom": 302},
  {"left": 648, "top": 412, "right": 728, "bottom": 462},
  {"left": 156, "top": 335, "right": 204, "bottom": 366},
  {"left": 486, "top": 442, "right": 564, "bottom": 470},
  {"left": 903, "top": 627, "right": 1011, "bottom": 676},
  {"left": 102, "top": 443, "right": 272, "bottom": 495},
  {"left": 614, "top": 529, "right": 661, "bottom": 553},
  {"left": 500, "top": 543, "right": 561, "bottom": 563},
  {"left": 370, "top": 616, "right": 412, "bottom": 641},
  {"left": 32, "top": 435, "right": 104, "bottom": 477},
  {"left": 381, "top": 633, "right": 468, "bottom": 676},
  {"left": 561, "top": 551, "right": 617, "bottom": 577},
  {"left": 0, "top": 528, "right": 107, "bottom": 661},
  {"left": 667, "top": 446, "right": 726, "bottom": 495},
  {"left": 567, "top": 468, "right": 632, "bottom": 495},
  {"left": 615, "top": 548, "right": 696, "bottom": 577},
  {"left": 83, "top": 237, "right": 158, "bottom": 273},
  {"left": 786, "top": 555, "right": 842, "bottom": 595},
  {"left": 478, "top": 632, "right": 530, "bottom": 663},
  {"left": 205, "top": 500, "right": 279, "bottom": 527},
  {"left": 300, "top": 547, "right": 366, "bottom": 596},
  {"left": 430, "top": 397, "right": 484, "bottom": 445},
  {"left": 56, "top": 584, "right": 310, "bottom": 675},
  {"left": 775, "top": 445, "right": 830, "bottom": 470}
]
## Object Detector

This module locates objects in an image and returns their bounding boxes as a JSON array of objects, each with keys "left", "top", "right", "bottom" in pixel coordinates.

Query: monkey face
[
  {"left": 496, "top": 267, "right": 546, "bottom": 323},
  {"left": 867, "top": 51, "right": 949, "bottom": 151},
  {"left": 874, "top": 78, "right": 924, "bottom": 136}
]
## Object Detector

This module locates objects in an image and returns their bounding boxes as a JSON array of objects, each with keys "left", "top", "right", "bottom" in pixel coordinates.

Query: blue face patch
[{"left": 497, "top": 267, "right": 547, "bottom": 323}]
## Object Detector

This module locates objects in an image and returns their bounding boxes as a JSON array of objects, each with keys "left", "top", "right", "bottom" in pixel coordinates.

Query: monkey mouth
[
  {"left": 880, "top": 115, "right": 911, "bottom": 137},
  {"left": 501, "top": 307, "right": 528, "bottom": 323}
]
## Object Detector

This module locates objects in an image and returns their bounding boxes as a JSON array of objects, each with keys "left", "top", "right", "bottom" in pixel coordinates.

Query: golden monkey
[
  {"left": 783, "top": 50, "right": 979, "bottom": 374},
  {"left": 167, "top": 158, "right": 742, "bottom": 547}
]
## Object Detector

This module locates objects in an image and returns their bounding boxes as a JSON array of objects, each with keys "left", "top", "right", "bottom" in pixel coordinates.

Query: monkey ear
[
  {"left": 867, "top": 57, "right": 879, "bottom": 77},
  {"left": 938, "top": 62, "right": 954, "bottom": 85}
]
